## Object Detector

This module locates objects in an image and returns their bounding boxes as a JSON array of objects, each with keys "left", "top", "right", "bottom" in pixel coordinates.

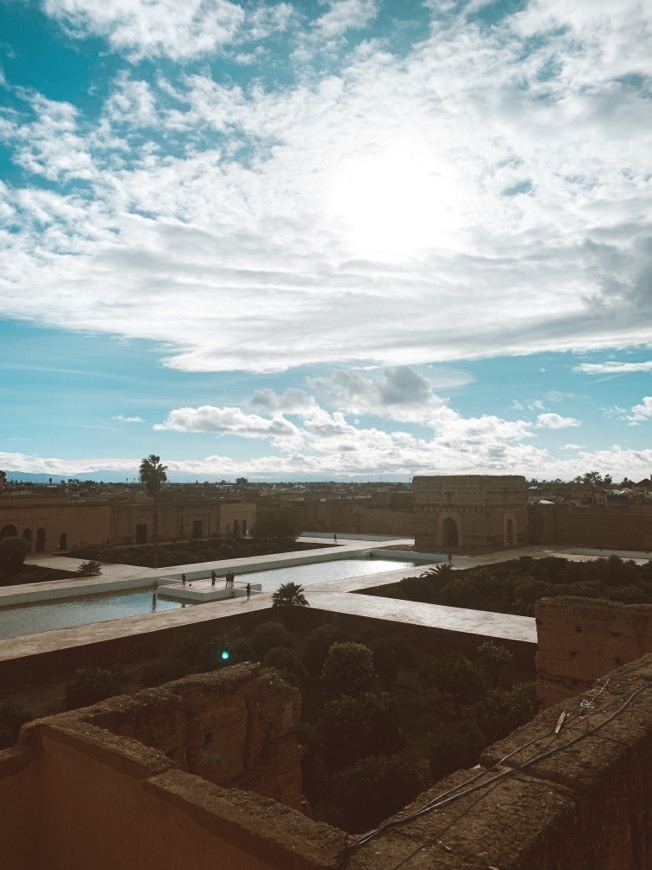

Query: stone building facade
[
  {"left": 0, "top": 494, "right": 256, "bottom": 554},
  {"left": 413, "top": 474, "right": 528, "bottom": 551}
]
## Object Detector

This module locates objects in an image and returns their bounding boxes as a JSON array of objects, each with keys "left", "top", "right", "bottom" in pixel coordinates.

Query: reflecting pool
[
  {"left": 234, "top": 557, "right": 416, "bottom": 591},
  {"left": 0, "top": 589, "right": 186, "bottom": 641}
]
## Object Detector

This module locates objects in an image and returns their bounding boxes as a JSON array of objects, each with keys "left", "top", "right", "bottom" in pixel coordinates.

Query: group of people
[{"left": 183, "top": 568, "right": 250, "bottom": 599}]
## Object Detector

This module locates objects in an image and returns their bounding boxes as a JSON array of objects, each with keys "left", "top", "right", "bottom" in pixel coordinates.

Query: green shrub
[
  {"left": 321, "top": 691, "right": 403, "bottom": 769},
  {"left": 0, "top": 537, "right": 29, "bottom": 576},
  {"left": 331, "top": 755, "right": 424, "bottom": 833},
  {"left": 77, "top": 560, "right": 102, "bottom": 576},
  {"left": 302, "top": 624, "right": 349, "bottom": 675},
  {"left": 64, "top": 667, "right": 123, "bottom": 710},
  {"left": 261, "top": 647, "right": 308, "bottom": 683},
  {"left": 369, "top": 635, "right": 417, "bottom": 688},
  {"left": 474, "top": 683, "right": 537, "bottom": 742},
  {"left": 429, "top": 722, "right": 484, "bottom": 781},
  {"left": 321, "top": 642, "right": 377, "bottom": 698},
  {"left": 197, "top": 634, "right": 254, "bottom": 671},
  {"left": 251, "top": 621, "right": 293, "bottom": 658}
]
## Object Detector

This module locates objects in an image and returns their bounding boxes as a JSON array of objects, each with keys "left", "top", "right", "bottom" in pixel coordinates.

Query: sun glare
[{"left": 323, "top": 138, "right": 461, "bottom": 259}]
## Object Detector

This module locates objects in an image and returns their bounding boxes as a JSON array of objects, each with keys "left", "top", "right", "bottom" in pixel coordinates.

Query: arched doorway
[
  {"left": 59, "top": 532, "right": 67, "bottom": 551},
  {"left": 442, "top": 516, "right": 459, "bottom": 547},
  {"left": 35, "top": 528, "right": 46, "bottom": 552},
  {"left": 22, "top": 528, "right": 32, "bottom": 547},
  {"left": 0, "top": 524, "right": 18, "bottom": 539},
  {"left": 506, "top": 518, "right": 514, "bottom": 547}
]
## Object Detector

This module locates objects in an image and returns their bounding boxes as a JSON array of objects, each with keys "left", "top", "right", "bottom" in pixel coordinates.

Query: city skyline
[{"left": 1, "top": 0, "right": 651, "bottom": 482}]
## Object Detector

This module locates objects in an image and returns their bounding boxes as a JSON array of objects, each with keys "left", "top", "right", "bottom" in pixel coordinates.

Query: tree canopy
[
  {"left": 253, "top": 506, "right": 301, "bottom": 546},
  {"left": 139, "top": 454, "right": 168, "bottom": 497}
]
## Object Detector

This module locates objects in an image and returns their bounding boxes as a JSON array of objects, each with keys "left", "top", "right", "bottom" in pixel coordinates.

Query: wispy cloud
[
  {"left": 536, "top": 413, "right": 581, "bottom": 429},
  {"left": 628, "top": 397, "right": 652, "bottom": 425},
  {"left": 574, "top": 361, "right": 652, "bottom": 375},
  {"left": 43, "top": 0, "right": 246, "bottom": 60}
]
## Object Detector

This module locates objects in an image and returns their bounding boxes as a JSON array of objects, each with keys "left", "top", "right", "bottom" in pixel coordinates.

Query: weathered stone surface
[
  {"left": 413, "top": 474, "right": 528, "bottom": 551},
  {"left": 535, "top": 596, "right": 652, "bottom": 706},
  {"left": 26, "top": 663, "right": 304, "bottom": 810}
]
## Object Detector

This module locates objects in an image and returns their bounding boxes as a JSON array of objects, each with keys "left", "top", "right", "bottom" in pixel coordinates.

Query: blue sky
[{"left": 1, "top": 0, "right": 651, "bottom": 482}]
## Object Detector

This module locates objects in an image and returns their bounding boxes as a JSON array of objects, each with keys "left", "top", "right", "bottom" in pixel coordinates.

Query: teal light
[{"left": 221, "top": 650, "right": 230, "bottom": 661}]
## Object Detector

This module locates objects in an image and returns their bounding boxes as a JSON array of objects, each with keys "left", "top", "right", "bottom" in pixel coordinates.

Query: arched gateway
[{"left": 413, "top": 475, "right": 528, "bottom": 552}]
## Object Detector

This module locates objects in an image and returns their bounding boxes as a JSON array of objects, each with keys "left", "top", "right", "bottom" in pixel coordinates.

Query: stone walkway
[{"left": 4, "top": 539, "right": 646, "bottom": 662}]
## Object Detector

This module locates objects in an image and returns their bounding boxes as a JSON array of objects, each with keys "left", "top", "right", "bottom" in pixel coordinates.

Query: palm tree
[
  {"left": 272, "top": 582, "right": 309, "bottom": 608},
  {"left": 272, "top": 582, "right": 309, "bottom": 628},
  {"left": 139, "top": 454, "right": 168, "bottom": 567}
]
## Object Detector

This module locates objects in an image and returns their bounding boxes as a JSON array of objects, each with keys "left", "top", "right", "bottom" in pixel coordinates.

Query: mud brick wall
[
  {"left": 78, "top": 664, "right": 303, "bottom": 810},
  {"left": 535, "top": 596, "right": 652, "bottom": 707}
]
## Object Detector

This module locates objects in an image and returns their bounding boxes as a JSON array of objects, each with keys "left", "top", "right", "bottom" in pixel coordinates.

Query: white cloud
[
  {"left": 43, "top": 0, "right": 246, "bottom": 60},
  {"left": 1, "top": 1, "right": 651, "bottom": 377},
  {"left": 574, "top": 361, "right": 652, "bottom": 375},
  {"left": 153, "top": 405, "right": 300, "bottom": 442},
  {"left": 250, "top": 388, "right": 319, "bottom": 414},
  {"left": 112, "top": 415, "right": 145, "bottom": 423},
  {"left": 536, "top": 413, "right": 581, "bottom": 429},
  {"left": 314, "top": 0, "right": 379, "bottom": 38},
  {"left": 628, "top": 397, "right": 652, "bottom": 425},
  {"left": 308, "top": 366, "right": 446, "bottom": 422}
]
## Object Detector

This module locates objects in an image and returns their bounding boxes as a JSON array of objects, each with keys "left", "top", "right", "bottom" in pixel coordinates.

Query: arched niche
[{"left": 442, "top": 516, "right": 459, "bottom": 547}]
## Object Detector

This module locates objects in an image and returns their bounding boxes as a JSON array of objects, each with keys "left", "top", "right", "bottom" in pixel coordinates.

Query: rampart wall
[
  {"left": 535, "top": 596, "right": 652, "bottom": 707},
  {"left": 528, "top": 503, "right": 652, "bottom": 550},
  {"left": 3, "top": 652, "right": 652, "bottom": 868},
  {"left": 0, "top": 665, "right": 345, "bottom": 870}
]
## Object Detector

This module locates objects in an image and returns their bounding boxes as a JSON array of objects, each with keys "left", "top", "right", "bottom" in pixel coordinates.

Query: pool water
[
  {"left": 0, "top": 590, "right": 185, "bottom": 641},
  {"left": 0, "top": 558, "right": 417, "bottom": 640},
  {"left": 236, "top": 558, "right": 416, "bottom": 591}
]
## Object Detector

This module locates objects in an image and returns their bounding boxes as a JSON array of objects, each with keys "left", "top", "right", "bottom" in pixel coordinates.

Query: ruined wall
[
  {"left": 528, "top": 503, "right": 652, "bottom": 550},
  {"left": 5, "top": 654, "right": 652, "bottom": 868},
  {"left": 0, "top": 665, "right": 346, "bottom": 870},
  {"left": 413, "top": 475, "right": 528, "bottom": 551},
  {"left": 84, "top": 666, "right": 303, "bottom": 809},
  {"left": 535, "top": 596, "right": 652, "bottom": 707}
]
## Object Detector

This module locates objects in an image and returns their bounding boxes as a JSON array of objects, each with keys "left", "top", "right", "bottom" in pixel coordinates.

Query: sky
[{"left": 0, "top": 0, "right": 651, "bottom": 483}]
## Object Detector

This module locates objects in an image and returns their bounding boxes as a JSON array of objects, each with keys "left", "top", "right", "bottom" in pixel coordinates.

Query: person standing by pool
[
  {"left": 211, "top": 570, "right": 216, "bottom": 587},
  {"left": 246, "top": 583, "right": 251, "bottom": 600},
  {"left": 181, "top": 573, "right": 186, "bottom": 588}
]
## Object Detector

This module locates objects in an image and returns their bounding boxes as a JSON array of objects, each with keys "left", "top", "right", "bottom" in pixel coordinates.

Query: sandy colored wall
[
  {"left": 301, "top": 499, "right": 414, "bottom": 536},
  {"left": 528, "top": 503, "right": 652, "bottom": 550},
  {"left": 1, "top": 666, "right": 346, "bottom": 870},
  {"left": 0, "top": 747, "right": 40, "bottom": 869},
  {"left": 535, "top": 596, "right": 652, "bottom": 707},
  {"left": 5, "top": 652, "right": 652, "bottom": 869},
  {"left": 0, "top": 498, "right": 112, "bottom": 553},
  {"left": 413, "top": 475, "right": 528, "bottom": 551}
]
